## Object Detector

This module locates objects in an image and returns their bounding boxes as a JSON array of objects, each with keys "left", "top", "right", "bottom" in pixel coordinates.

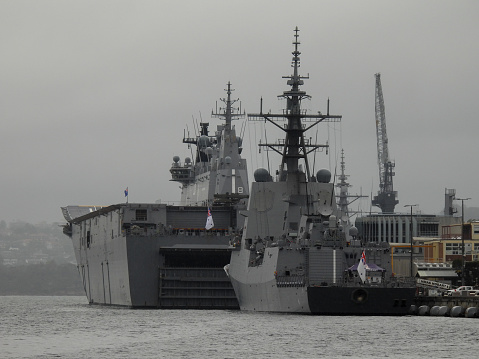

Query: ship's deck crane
[{"left": 372, "top": 73, "right": 398, "bottom": 213}]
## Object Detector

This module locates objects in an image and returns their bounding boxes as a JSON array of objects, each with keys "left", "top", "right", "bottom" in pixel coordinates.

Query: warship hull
[
  {"left": 228, "top": 245, "right": 416, "bottom": 315},
  {"left": 229, "top": 277, "right": 310, "bottom": 313},
  {"left": 230, "top": 278, "right": 415, "bottom": 315},
  {"left": 64, "top": 203, "right": 240, "bottom": 308},
  {"left": 307, "top": 286, "right": 416, "bottom": 315}
]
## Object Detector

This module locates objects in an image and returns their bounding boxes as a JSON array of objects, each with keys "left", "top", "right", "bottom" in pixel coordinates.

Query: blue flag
[{"left": 124, "top": 187, "right": 128, "bottom": 197}]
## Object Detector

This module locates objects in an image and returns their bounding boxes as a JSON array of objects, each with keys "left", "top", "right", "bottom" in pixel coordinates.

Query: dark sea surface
[{"left": 1, "top": 296, "right": 478, "bottom": 358}]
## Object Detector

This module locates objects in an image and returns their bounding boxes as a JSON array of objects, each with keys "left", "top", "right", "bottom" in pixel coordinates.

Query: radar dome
[
  {"left": 254, "top": 168, "right": 271, "bottom": 182},
  {"left": 225, "top": 156, "right": 231, "bottom": 165},
  {"left": 316, "top": 169, "right": 331, "bottom": 183},
  {"left": 329, "top": 215, "right": 337, "bottom": 227},
  {"left": 173, "top": 156, "right": 180, "bottom": 163},
  {"left": 185, "top": 157, "right": 191, "bottom": 164},
  {"left": 349, "top": 226, "right": 359, "bottom": 237}
]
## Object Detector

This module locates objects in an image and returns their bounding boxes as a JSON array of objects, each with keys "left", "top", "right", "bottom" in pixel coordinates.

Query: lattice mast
[
  {"left": 372, "top": 73, "right": 398, "bottom": 213},
  {"left": 336, "top": 149, "right": 367, "bottom": 219},
  {"left": 249, "top": 27, "right": 341, "bottom": 182}
]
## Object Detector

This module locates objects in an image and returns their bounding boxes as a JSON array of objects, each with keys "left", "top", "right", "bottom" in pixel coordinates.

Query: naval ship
[
  {"left": 226, "top": 28, "right": 416, "bottom": 315},
  {"left": 62, "top": 83, "right": 248, "bottom": 308}
]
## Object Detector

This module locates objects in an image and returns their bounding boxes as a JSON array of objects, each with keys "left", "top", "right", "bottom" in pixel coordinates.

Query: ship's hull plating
[
  {"left": 230, "top": 277, "right": 310, "bottom": 313},
  {"left": 228, "top": 243, "right": 416, "bottom": 315},
  {"left": 73, "top": 234, "right": 161, "bottom": 307},
  {"left": 68, "top": 203, "right": 241, "bottom": 308},
  {"left": 230, "top": 278, "right": 415, "bottom": 315},
  {"left": 307, "top": 286, "right": 416, "bottom": 315},
  {"left": 74, "top": 233, "right": 236, "bottom": 308}
]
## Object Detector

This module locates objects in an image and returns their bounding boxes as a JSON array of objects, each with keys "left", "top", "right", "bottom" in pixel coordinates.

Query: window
[{"left": 136, "top": 209, "right": 147, "bottom": 221}]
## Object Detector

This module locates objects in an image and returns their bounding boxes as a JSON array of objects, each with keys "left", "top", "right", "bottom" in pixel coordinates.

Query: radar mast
[{"left": 248, "top": 27, "right": 341, "bottom": 183}]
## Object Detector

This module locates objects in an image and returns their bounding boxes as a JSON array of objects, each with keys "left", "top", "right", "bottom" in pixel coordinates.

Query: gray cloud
[{"left": 1, "top": 1, "right": 478, "bottom": 223}]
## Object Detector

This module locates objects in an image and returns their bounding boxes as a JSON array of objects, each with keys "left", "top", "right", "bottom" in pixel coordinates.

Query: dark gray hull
[{"left": 307, "top": 286, "right": 416, "bottom": 315}]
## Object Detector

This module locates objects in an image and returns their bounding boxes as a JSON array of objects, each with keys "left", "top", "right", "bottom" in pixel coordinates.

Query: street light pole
[
  {"left": 457, "top": 197, "right": 471, "bottom": 285},
  {"left": 404, "top": 204, "right": 418, "bottom": 278}
]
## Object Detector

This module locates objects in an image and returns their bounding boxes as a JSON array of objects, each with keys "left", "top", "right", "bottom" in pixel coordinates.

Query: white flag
[
  {"left": 357, "top": 250, "right": 367, "bottom": 283},
  {"left": 205, "top": 208, "right": 214, "bottom": 230}
]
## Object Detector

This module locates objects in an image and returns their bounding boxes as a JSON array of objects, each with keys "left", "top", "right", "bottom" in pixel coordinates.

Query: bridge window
[{"left": 136, "top": 209, "right": 147, "bottom": 221}]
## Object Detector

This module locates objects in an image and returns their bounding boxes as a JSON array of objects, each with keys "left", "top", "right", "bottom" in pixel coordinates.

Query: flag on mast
[
  {"left": 357, "top": 250, "right": 367, "bottom": 283},
  {"left": 205, "top": 207, "right": 214, "bottom": 230},
  {"left": 124, "top": 187, "right": 128, "bottom": 203}
]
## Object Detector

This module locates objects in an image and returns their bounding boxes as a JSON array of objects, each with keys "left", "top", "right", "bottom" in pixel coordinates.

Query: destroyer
[
  {"left": 227, "top": 28, "right": 416, "bottom": 315},
  {"left": 62, "top": 83, "right": 248, "bottom": 308}
]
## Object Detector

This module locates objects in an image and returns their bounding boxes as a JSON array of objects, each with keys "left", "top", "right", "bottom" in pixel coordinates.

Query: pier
[{"left": 411, "top": 295, "right": 479, "bottom": 317}]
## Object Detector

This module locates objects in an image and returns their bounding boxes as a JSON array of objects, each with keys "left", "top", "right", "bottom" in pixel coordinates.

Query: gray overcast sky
[{"left": 1, "top": 1, "right": 478, "bottom": 224}]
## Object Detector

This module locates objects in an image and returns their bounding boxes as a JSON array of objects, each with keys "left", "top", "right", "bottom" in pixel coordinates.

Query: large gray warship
[
  {"left": 62, "top": 83, "right": 248, "bottom": 308},
  {"left": 226, "top": 28, "right": 416, "bottom": 315}
]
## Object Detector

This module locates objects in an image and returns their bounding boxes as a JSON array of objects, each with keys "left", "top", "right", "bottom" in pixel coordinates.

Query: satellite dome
[
  {"left": 349, "top": 226, "right": 359, "bottom": 237},
  {"left": 254, "top": 168, "right": 271, "bottom": 182},
  {"left": 316, "top": 169, "right": 331, "bottom": 183},
  {"left": 225, "top": 156, "right": 232, "bottom": 165},
  {"left": 185, "top": 157, "right": 191, "bottom": 164},
  {"left": 173, "top": 156, "right": 180, "bottom": 163}
]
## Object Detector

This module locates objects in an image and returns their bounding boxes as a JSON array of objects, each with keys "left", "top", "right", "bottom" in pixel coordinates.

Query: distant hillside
[
  {"left": 0, "top": 220, "right": 75, "bottom": 266},
  {"left": 0, "top": 262, "right": 84, "bottom": 296}
]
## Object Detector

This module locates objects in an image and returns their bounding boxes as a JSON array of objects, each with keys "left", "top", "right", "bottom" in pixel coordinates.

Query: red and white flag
[
  {"left": 357, "top": 250, "right": 367, "bottom": 283},
  {"left": 205, "top": 208, "right": 214, "bottom": 230}
]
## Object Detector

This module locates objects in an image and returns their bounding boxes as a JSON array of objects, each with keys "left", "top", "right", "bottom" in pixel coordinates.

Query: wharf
[
  {"left": 412, "top": 295, "right": 479, "bottom": 317},
  {"left": 415, "top": 295, "right": 479, "bottom": 308}
]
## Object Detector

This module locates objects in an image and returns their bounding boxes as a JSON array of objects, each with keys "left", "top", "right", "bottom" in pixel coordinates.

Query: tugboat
[
  {"left": 62, "top": 83, "right": 248, "bottom": 308},
  {"left": 227, "top": 28, "right": 416, "bottom": 315}
]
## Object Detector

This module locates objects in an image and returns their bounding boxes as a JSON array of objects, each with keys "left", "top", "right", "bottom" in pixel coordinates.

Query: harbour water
[{"left": 1, "top": 296, "right": 478, "bottom": 358}]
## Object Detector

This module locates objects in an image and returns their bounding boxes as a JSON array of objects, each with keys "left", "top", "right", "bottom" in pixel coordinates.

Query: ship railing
[
  {"left": 124, "top": 226, "right": 231, "bottom": 237},
  {"left": 160, "top": 267, "right": 231, "bottom": 279},
  {"left": 389, "top": 276, "right": 416, "bottom": 287},
  {"left": 337, "top": 275, "right": 415, "bottom": 288}
]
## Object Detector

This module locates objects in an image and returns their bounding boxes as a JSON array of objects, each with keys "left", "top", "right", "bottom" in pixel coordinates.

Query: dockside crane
[{"left": 372, "top": 73, "right": 398, "bottom": 213}]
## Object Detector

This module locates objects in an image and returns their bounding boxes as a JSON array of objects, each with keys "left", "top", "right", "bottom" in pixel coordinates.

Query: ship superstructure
[
  {"left": 227, "top": 28, "right": 415, "bottom": 315},
  {"left": 62, "top": 85, "right": 248, "bottom": 308},
  {"left": 336, "top": 149, "right": 367, "bottom": 238},
  {"left": 170, "top": 82, "right": 249, "bottom": 206}
]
